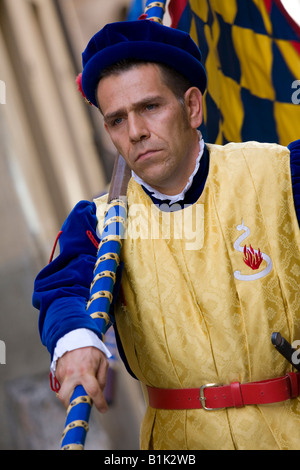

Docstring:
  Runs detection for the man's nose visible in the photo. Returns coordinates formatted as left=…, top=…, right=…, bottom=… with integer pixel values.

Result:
left=128, top=113, right=150, bottom=142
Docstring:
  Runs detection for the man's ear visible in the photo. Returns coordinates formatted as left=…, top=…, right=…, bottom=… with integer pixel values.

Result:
left=184, top=87, right=203, bottom=129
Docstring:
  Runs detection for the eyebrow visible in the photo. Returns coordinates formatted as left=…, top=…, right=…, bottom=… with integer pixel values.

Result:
left=103, top=95, right=165, bottom=123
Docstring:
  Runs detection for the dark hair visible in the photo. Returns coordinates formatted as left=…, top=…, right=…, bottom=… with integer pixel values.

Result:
left=98, top=59, right=193, bottom=101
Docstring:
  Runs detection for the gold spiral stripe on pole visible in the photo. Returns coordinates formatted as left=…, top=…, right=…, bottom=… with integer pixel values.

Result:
left=104, top=199, right=127, bottom=216
left=90, top=311, right=111, bottom=324
left=66, top=396, right=93, bottom=415
left=61, top=444, right=84, bottom=451
left=61, top=420, right=89, bottom=442
left=99, top=234, right=122, bottom=248
left=148, top=16, right=163, bottom=23
left=94, top=252, right=120, bottom=271
left=86, top=290, right=113, bottom=310
left=103, top=216, right=126, bottom=230
left=90, top=271, right=116, bottom=290
left=145, top=2, right=166, bottom=12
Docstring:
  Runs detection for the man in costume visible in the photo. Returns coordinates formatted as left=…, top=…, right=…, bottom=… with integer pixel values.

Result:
left=33, top=19, right=300, bottom=449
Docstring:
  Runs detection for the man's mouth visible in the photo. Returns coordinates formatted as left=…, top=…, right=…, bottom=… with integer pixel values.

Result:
left=135, top=149, right=161, bottom=162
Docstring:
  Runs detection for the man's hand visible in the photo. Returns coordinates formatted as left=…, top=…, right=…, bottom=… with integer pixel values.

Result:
left=55, top=346, right=109, bottom=413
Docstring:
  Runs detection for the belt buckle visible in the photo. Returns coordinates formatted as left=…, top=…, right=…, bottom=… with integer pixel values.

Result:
left=199, top=383, right=224, bottom=411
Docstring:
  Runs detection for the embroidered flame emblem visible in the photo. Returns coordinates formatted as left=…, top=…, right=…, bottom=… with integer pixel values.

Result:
left=243, top=244, right=263, bottom=270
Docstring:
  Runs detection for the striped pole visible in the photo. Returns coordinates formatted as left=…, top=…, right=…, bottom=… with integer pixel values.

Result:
left=60, top=2, right=168, bottom=450
left=60, top=156, right=130, bottom=450
left=143, top=1, right=167, bottom=23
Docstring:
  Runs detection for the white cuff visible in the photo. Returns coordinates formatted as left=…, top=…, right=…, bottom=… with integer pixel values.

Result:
left=50, top=328, right=112, bottom=375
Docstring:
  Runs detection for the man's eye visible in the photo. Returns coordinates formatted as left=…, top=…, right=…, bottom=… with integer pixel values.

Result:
left=146, top=104, right=157, bottom=111
left=113, top=117, right=123, bottom=126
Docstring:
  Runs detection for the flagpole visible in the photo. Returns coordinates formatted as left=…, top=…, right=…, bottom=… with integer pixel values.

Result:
left=142, top=1, right=168, bottom=23
left=60, top=155, right=130, bottom=451
left=60, top=2, right=168, bottom=451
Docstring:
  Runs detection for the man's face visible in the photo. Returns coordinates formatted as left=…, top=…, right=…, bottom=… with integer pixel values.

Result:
left=97, top=64, right=202, bottom=195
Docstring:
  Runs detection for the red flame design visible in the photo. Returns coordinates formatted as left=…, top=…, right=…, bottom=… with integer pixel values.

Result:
left=243, top=245, right=263, bottom=270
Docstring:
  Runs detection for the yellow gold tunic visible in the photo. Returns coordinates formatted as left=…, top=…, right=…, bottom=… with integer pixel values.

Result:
left=95, top=142, right=300, bottom=450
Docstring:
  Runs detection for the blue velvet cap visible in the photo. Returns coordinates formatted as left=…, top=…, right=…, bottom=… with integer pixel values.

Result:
left=81, top=20, right=207, bottom=107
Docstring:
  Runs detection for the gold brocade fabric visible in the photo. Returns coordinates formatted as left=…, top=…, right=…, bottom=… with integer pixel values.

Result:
left=95, top=142, right=300, bottom=450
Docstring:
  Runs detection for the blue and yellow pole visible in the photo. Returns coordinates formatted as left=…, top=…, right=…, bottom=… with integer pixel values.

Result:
left=142, top=1, right=167, bottom=23
left=60, top=155, right=130, bottom=450
left=60, top=0, right=168, bottom=451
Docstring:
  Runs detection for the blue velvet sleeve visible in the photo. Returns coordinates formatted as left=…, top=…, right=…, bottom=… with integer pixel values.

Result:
left=289, top=139, right=300, bottom=226
left=32, top=200, right=102, bottom=358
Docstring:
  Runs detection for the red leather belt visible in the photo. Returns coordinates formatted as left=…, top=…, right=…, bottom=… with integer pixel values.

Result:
left=146, top=372, right=300, bottom=410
